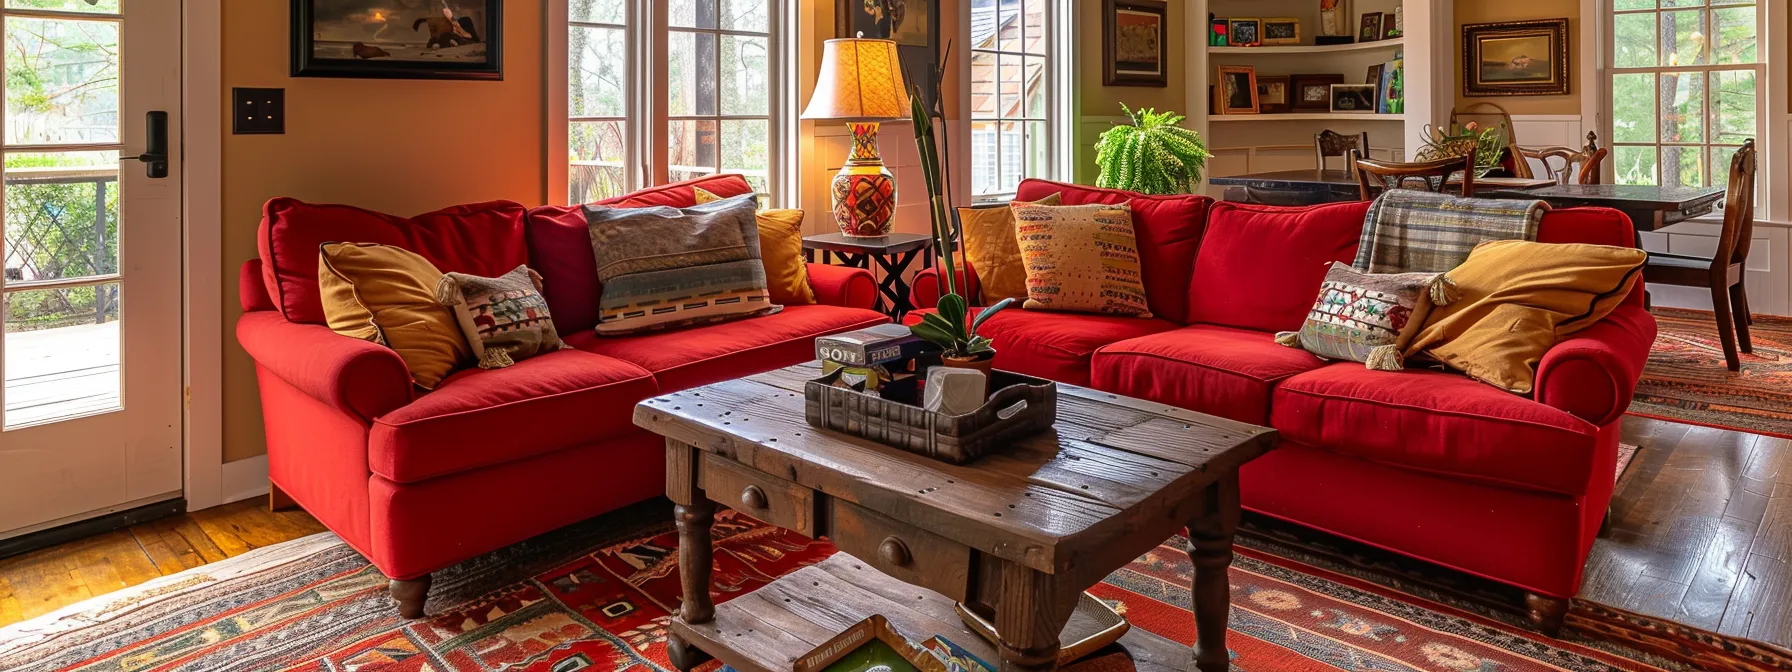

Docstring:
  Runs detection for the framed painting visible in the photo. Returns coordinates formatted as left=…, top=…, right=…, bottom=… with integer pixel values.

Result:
left=838, top=0, right=942, bottom=114
left=1463, top=19, right=1570, bottom=96
left=1291, top=73, right=1343, bottom=111
left=1262, top=18, right=1301, bottom=46
left=291, top=0, right=502, bottom=80
left=1227, top=18, right=1262, bottom=47
left=1217, top=65, right=1259, bottom=115
left=1357, top=12, right=1382, bottom=43
left=1257, top=75, right=1291, bottom=114
left=1104, top=0, right=1169, bottom=86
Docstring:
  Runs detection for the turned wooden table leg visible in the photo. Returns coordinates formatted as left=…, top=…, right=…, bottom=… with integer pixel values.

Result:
left=1186, top=473, right=1241, bottom=672
left=389, top=574, right=432, bottom=619
left=983, top=559, right=1075, bottom=672
left=666, top=438, right=718, bottom=672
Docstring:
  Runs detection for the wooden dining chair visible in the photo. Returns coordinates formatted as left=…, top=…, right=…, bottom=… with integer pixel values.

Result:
left=1520, top=131, right=1609, bottom=185
left=1451, top=103, right=1531, bottom=179
left=1352, top=150, right=1477, bottom=201
left=1644, top=139, right=1757, bottom=371
left=1314, top=130, right=1371, bottom=171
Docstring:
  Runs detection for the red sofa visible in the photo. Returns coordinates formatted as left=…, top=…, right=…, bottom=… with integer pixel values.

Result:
left=236, top=174, right=886, bottom=616
left=912, top=179, right=1655, bottom=632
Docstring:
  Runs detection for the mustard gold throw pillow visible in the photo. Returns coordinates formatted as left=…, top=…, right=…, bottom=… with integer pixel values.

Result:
left=756, top=208, right=816, bottom=305
left=317, top=242, right=470, bottom=389
left=959, top=193, right=1062, bottom=303
left=693, top=186, right=724, bottom=204
left=1014, top=202, right=1153, bottom=317
left=1406, top=240, right=1647, bottom=394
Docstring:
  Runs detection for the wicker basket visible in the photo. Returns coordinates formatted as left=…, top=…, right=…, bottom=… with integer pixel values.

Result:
left=804, top=368, right=1057, bottom=464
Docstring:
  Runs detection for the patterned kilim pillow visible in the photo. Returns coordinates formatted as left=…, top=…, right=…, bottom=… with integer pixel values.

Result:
left=1013, top=202, right=1152, bottom=317
left=585, top=194, right=779, bottom=335
left=1276, top=262, right=1441, bottom=371
left=437, top=265, right=568, bottom=369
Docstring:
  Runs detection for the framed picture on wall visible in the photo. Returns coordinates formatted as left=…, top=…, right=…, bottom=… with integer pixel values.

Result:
left=1463, top=19, right=1571, bottom=97
left=291, top=0, right=503, bottom=80
left=1104, top=0, right=1169, bottom=86
left=839, top=0, right=942, bottom=114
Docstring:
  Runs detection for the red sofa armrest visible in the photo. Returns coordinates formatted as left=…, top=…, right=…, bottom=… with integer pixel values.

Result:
left=236, top=310, right=415, bottom=424
left=912, top=266, right=982, bottom=310
left=806, top=263, right=878, bottom=310
left=1535, top=304, right=1656, bottom=427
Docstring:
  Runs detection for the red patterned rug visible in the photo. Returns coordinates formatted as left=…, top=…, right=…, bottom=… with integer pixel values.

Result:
left=2, top=502, right=1749, bottom=672
left=1631, top=308, right=1792, bottom=439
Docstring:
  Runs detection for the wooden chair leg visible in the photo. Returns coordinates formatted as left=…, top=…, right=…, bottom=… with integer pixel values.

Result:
left=269, top=482, right=299, bottom=512
left=1731, top=283, right=1754, bottom=353
left=390, top=574, right=432, bottom=619
left=1711, top=284, right=1742, bottom=371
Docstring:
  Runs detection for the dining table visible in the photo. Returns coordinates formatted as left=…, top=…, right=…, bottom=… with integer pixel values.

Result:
left=1208, top=169, right=1728, bottom=234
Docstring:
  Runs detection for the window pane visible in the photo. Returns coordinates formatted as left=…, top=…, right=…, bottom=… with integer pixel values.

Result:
left=1022, top=0, right=1048, bottom=55
left=719, top=0, right=769, bottom=32
left=1660, top=10, right=1705, bottom=67
left=1023, top=56, right=1047, bottom=118
left=1613, top=13, right=1658, bottom=68
left=668, top=31, right=718, bottom=116
left=668, top=119, right=719, bottom=179
left=1025, top=121, right=1049, bottom=182
left=571, top=26, right=627, bottom=117
left=1712, top=70, right=1756, bottom=145
left=999, top=0, right=1020, bottom=52
left=4, top=151, right=119, bottom=283
left=1712, top=6, right=1757, bottom=64
left=971, top=122, right=998, bottom=195
left=720, top=35, right=769, bottom=116
left=1613, top=73, right=1657, bottom=143
left=5, top=282, right=121, bottom=428
left=1711, top=145, right=1741, bottom=190
left=570, top=121, right=627, bottom=203
left=1614, top=146, right=1658, bottom=185
left=1661, top=72, right=1703, bottom=144
left=1614, top=0, right=1655, bottom=9
left=4, top=0, right=118, bottom=13
left=720, top=119, right=768, bottom=192
left=571, top=0, right=627, bottom=24
left=1661, top=145, right=1704, bottom=188
left=5, top=17, right=119, bottom=146
left=971, top=0, right=998, bottom=49
left=970, top=51, right=998, bottom=117
left=999, top=121, right=1022, bottom=193
left=669, top=0, right=718, bottom=29
left=998, top=54, right=1021, bottom=119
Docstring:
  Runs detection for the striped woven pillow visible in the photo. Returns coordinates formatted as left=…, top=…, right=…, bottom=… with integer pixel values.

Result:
left=585, top=195, right=780, bottom=335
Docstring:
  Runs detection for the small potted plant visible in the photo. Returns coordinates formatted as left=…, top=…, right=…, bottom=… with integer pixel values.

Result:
left=1095, top=105, right=1210, bottom=195
left=1416, top=121, right=1506, bottom=177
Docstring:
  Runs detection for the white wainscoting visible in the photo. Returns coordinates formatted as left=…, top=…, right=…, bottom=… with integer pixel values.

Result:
left=220, top=454, right=269, bottom=505
left=1508, top=115, right=1588, bottom=179
left=1639, top=222, right=1791, bottom=317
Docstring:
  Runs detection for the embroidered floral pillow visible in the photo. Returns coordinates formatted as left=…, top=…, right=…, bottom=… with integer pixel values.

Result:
left=436, top=265, right=568, bottom=369
left=1276, top=262, right=1442, bottom=371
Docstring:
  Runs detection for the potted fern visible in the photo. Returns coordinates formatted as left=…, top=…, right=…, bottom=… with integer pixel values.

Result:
left=1095, top=105, right=1210, bottom=195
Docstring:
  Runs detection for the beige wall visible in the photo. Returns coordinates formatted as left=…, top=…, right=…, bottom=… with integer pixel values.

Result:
left=1075, top=0, right=1186, bottom=183
left=1453, top=0, right=1581, bottom=116
left=221, top=2, right=547, bottom=462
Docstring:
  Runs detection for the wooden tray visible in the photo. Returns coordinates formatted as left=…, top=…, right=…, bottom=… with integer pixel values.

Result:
left=804, top=368, right=1057, bottom=464
left=954, top=593, right=1131, bottom=666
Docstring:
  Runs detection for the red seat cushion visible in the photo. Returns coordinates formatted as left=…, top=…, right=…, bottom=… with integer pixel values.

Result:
left=1270, top=363, right=1601, bottom=495
left=1015, top=179, right=1211, bottom=324
left=369, top=349, right=657, bottom=484
left=1092, top=325, right=1328, bottom=425
left=258, top=198, right=529, bottom=324
left=907, top=308, right=1177, bottom=386
left=1187, top=200, right=1370, bottom=333
left=566, top=305, right=888, bottom=393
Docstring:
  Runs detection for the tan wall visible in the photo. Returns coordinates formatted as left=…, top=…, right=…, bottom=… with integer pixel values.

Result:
left=221, top=2, right=547, bottom=463
left=1075, top=0, right=1187, bottom=183
left=1453, top=0, right=1581, bottom=116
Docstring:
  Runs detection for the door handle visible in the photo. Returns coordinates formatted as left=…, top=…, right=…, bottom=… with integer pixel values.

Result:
left=126, top=111, right=169, bottom=178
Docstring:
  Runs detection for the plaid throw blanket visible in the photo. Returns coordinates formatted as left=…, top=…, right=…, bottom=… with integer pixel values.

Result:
left=1353, top=190, right=1550, bottom=273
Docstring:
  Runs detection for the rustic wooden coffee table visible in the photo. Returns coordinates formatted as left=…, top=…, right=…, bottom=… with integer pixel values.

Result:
left=632, top=363, right=1278, bottom=672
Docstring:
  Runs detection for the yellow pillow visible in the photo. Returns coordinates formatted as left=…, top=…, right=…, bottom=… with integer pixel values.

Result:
left=1013, top=202, right=1152, bottom=317
left=318, top=243, right=470, bottom=390
left=1405, top=240, right=1646, bottom=394
left=959, top=193, right=1062, bottom=303
left=756, top=208, right=817, bottom=305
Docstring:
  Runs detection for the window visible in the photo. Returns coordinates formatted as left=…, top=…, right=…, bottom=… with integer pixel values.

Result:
left=1608, top=0, right=1759, bottom=189
left=969, top=0, right=1064, bottom=200
left=564, top=0, right=786, bottom=204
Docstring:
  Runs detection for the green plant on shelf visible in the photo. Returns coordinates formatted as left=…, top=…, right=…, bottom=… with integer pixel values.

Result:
left=1095, top=105, right=1210, bottom=195
left=1416, top=121, right=1506, bottom=177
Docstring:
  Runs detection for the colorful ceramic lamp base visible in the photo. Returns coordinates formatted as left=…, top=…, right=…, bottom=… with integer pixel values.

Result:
left=831, top=122, right=897, bottom=238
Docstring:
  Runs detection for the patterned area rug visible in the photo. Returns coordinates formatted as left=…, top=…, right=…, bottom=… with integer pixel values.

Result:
left=0, top=502, right=1714, bottom=672
left=1631, top=308, right=1792, bottom=439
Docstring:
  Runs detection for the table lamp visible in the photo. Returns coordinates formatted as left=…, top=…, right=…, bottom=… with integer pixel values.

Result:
left=802, top=38, right=911, bottom=238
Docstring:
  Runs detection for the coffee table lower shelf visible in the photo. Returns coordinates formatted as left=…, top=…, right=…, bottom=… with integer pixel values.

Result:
left=672, top=553, right=1154, bottom=672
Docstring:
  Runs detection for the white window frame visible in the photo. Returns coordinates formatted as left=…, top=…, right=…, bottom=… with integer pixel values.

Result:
left=969, top=0, right=1075, bottom=203
left=550, top=0, right=795, bottom=207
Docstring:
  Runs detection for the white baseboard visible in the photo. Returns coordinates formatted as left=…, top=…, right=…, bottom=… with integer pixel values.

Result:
left=219, top=455, right=270, bottom=506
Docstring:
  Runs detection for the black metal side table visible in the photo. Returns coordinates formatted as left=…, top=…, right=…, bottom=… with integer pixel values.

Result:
left=802, top=232, right=934, bottom=320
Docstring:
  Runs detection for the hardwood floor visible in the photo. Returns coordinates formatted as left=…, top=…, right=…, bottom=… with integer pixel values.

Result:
left=0, top=417, right=1787, bottom=651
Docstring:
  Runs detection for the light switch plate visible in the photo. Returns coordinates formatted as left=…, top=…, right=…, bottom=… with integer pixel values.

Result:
left=233, top=88, right=285, bottom=135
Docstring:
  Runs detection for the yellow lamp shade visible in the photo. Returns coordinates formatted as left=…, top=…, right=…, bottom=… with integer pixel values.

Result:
left=801, top=38, right=912, bottom=121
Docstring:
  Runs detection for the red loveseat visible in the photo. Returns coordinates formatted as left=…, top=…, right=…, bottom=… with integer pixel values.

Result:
left=236, top=174, right=886, bottom=616
left=911, top=179, right=1655, bottom=632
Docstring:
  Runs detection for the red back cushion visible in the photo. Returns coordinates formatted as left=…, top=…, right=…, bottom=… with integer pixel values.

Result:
left=257, top=198, right=528, bottom=324
left=1187, top=200, right=1371, bottom=333
left=1536, top=207, right=1636, bottom=247
left=1015, top=179, right=1211, bottom=324
left=526, top=174, right=758, bottom=335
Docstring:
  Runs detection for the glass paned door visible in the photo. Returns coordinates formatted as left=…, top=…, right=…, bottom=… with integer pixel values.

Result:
left=0, top=1, right=183, bottom=539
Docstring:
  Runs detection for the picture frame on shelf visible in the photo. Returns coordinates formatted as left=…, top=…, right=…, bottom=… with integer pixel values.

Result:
left=1379, top=61, right=1404, bottom=113
left=1330, top=84, right=1379, bottom=113
left=1358, top=13, right=1383, bottom=43
left=1227, top=18, right=1262, bottom=47
left=1210, top=14, right=1229, bottom=47
left=1262, top=18, right=1301, bottom=46
left=1218, top=65, right=1260, bottom=114
left=1364, top=63, right=1385, bottom=109
left=1380, top=12, right=1398, bottom=40
left=1257, top=75, right=1291, bottom=114
left=1291, top=73, right=1344, bottom=111
left=1463, top=18, right=1571, bottom=97
left=1103, top=0, right=1169, bottom=87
